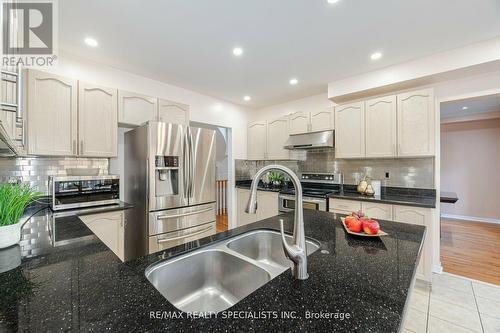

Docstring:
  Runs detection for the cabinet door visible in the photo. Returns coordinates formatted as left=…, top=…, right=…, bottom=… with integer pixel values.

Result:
left=362, top=202, right=393, bottom=220
left=78, top=82, right=118, bottom=157
left=393, top=206, right=431, bottom=281
left=334, top=102, right=365, bottom=158
left=310, top=107, right=334, bottom=132
left=329, top=198, right=362, bottom=214
left=267, top=116, right=290, bottom=160
left=157, top=98, right=189, bottom=125
left=80, top=211, right=125, bottom=261
left=0, top=69, right=18, bottom=141
left=365, top=95, right=397, bottom=157
left=397, top=89, right=435, bottom=156
left=26, top=70, right=77, bottom=156
left=247, top=121, right=267, bottom=160
left=289, top=112, right=310, bottom=135
left=237, top=189, right=257, bottom=226
left=256, top=191, right=279, bottom=220
left=117, top=90, right=157, bottom=127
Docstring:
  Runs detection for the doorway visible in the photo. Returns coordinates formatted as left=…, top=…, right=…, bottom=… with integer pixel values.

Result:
left=191, top=122, right=230, bottom=233
left=439, top=93, right=500, bottom=285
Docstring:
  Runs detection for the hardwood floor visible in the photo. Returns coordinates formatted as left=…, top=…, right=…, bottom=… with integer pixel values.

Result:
left=441, top=218, right=500, bottom=285
left=216, top=214, right=228, bottom=232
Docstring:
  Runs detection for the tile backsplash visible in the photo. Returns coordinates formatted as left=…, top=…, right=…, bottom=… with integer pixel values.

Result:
left=0, top=157, right=109, bottom=193
left=236, top=149, right=434, bottom=189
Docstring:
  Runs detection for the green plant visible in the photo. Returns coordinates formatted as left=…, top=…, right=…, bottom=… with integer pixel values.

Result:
left=268, top=171, right=285, bottom=183
left=0, top=183, right=41, bottom=227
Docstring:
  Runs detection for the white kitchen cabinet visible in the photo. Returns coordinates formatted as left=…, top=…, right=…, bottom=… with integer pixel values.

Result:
left=256, top=191, right=279, bottom=221
left=78, top=82, right=118, bottom=157
left=117, top=90, right=157, bottom=127
left=329, top=198, right=362, bottom=214
left=362, top=202, right=393, bottom=220
left=289, top=112, right=310, bottom=135
left=393, top=205, right=432, bottom=282
left=26, top=69, right=78, bottom=156
left=247, top=121, right=267, bottom=160
left=237, top=189, right=279, bottom=227
left=0, top=70, right=17, bottom=141
left=236, top=188, right=256, bottom=226
left=365, top=95, right=397, bottom=157
left=157, top=98, right=189, bottom=125
left=80, top=211, right=125, bottom=261
left=334, top=102, right=365, bottom=158
left=397, top=88, right=435, bottom=156
left=266, top=116, right=290, bottom=160
left=310, top=107, right=335, bottom=132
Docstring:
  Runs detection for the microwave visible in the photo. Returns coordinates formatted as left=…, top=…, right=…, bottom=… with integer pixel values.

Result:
left=49, top=175, right=120, bottom=211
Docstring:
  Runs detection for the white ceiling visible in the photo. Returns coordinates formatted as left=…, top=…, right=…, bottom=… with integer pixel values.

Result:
left=59, top=0, right=500, bottom=108
left=441, top=94, right=500, bottom=119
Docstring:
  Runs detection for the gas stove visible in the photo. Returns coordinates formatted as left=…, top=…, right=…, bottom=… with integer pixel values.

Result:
left=279, top=173, right=342, bottom=212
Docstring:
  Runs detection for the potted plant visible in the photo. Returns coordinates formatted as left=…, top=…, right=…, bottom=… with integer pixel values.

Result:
left=0, top=183, right=41, bottom=249
left=267, top=171, right=285, bottom=187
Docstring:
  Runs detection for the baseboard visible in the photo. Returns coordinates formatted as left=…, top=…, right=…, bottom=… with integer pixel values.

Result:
left=441, top=213, right=500, bottom=225
left=432, top=264, right=443, bottom=274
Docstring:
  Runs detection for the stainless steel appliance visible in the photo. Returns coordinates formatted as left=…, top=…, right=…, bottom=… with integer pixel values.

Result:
left=278, top=172, right=342, bottom=213
left=49, top=175, right=120, bottom=211
left=284, top=130, right=334, bottom=150
left=124, top=121, right=216, bottom=254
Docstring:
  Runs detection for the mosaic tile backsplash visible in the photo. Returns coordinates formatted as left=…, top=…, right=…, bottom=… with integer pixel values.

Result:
left=0, top=157, right=109, bottom=193
left=236, top=149, right=434, bottom=189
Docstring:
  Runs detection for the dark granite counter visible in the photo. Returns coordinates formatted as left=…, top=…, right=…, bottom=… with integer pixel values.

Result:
left=328, top=189, right=437, bottom=209
left=235, top=179, right=290, bottom=193
left=440, top=191, right=458, bottom=204
left=0, top=206, right=424, bottom=332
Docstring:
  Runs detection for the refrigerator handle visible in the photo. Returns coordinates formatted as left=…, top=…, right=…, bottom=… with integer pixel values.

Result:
left=182, top=130, right=188, bottom=199
left=189, top=127, right=195, bottom=198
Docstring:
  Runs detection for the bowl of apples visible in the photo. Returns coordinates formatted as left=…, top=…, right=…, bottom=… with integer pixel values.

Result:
left=341, top=211, right=388, bottom=237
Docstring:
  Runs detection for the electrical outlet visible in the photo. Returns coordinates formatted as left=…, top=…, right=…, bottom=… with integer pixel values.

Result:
left=385, top=172, right=390, bottom=179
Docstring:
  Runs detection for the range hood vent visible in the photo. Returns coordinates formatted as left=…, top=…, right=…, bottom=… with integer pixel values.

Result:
left=284, top=130, right=334, bottom=150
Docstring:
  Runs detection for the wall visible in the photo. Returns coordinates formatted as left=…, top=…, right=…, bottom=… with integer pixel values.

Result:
left=0, top=157, right=108, bottom=193
left=251, top=93, right=334, bottom=121
left=441, top=118, right=500, bottom=221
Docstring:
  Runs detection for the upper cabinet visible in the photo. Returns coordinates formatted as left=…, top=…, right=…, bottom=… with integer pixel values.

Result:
left=310, top=107, right=335, bottom=132
left=158, top=99, right=190, bottom=126
left=78, top=82, right=118, bottom=157
left=267, top=116, right=290, bottom=160
left=26, top=70, right=78, bottom=156
left=247, top=121, right=267, bottom=160
left=365, top=95, right=397, bottom=158
left=117, top=90, right=157, bottom=127
left=289, top=112, right=310, bottom=135
left=397, top=89, right=435, bottom=157
left=335, top=102, right=365, bottom=158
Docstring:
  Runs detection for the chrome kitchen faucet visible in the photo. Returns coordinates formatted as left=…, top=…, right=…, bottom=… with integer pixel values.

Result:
left=246, top=165, right=309, bottom=280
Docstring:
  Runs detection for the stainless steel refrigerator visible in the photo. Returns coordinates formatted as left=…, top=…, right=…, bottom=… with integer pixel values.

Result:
left=124, top=121, right=216, bottom=254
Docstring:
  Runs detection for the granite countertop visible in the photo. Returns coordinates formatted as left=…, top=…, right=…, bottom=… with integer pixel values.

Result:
left=440, top=191, right=458, bottom=204
left=235, top=179, right=291, bottom=192
left=0, top=207, right=425, bottom=332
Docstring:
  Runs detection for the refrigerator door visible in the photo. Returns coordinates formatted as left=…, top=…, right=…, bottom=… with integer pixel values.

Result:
left=148, top=122, right=188, bottom=211
left=187, top=126, right=216, bottom=206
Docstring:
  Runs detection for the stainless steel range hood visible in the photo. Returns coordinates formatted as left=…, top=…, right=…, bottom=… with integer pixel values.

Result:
left=284, top=130, right=334, bottom=150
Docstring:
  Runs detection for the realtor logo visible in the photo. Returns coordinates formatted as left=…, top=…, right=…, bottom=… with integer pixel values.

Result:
left=2, top=0, right=58, bottom=67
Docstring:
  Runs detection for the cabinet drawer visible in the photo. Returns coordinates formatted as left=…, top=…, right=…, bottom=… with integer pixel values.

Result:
left=329, top=199, right=362, bottom=213
left=361, top=202, right=393, bottom=220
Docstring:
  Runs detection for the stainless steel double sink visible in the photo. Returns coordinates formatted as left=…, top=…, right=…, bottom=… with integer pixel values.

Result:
left=145, top=229, right=320, bottom=313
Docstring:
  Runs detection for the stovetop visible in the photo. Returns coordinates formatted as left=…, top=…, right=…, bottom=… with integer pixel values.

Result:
left=283, top=172, right=342, bottom=198
left=281, top=187, right=340, bottom=198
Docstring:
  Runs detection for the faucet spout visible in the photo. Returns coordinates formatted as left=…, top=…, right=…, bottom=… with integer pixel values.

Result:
left=245, top=164, right=308, bottom=280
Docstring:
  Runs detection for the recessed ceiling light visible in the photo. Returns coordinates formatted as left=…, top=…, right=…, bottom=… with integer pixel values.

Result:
left=84, top=37, right=98, bottom=47
left=370, top=52, right=382, bottom=60
left=233, top=47, right=243, bottom=56
left=243, top=95, right=251, bottom=101
left=462, top=106, right=468, bottom=110
left=327, top=0, right=339, bottom=4
left=289, top=78, right=299, bottom=85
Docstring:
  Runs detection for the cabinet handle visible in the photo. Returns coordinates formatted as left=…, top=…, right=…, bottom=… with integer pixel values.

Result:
left=73, top=140, right=76, bottom=154
left=80, top=141, right=84, bottom=155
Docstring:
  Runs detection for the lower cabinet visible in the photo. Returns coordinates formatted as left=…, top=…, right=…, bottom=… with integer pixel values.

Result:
left=236, top=188, right=279, bottom=227
left=79, top=211, right=125, bottom=261
left=329, top=198, right=432, bottom=282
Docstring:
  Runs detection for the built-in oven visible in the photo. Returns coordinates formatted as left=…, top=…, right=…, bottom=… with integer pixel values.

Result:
left=49, top=175, right=120, bottom=211
left=279, top=194, right=327, bottom=213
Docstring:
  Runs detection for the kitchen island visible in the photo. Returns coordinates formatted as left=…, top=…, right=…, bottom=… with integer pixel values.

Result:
left=0, top=208, right=425, bottom=332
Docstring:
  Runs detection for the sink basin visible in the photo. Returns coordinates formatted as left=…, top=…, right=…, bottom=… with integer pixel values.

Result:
left=145, top=249, right=271, bottom=313
left=226, top=230, right=320, bottom=269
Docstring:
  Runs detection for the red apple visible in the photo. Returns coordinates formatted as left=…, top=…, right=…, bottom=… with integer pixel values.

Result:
left=362, top=219, right=380, bottom=235
left=348, top=218, right=363, bottom=233
left=345, top=216, right=358, bottom=229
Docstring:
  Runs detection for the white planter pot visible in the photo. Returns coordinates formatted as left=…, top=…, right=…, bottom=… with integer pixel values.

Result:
left=0, top=222, right=22, bottom=249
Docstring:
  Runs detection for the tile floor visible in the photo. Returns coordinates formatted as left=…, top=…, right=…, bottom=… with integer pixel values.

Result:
left=404, top=273, right=500, bottom=333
